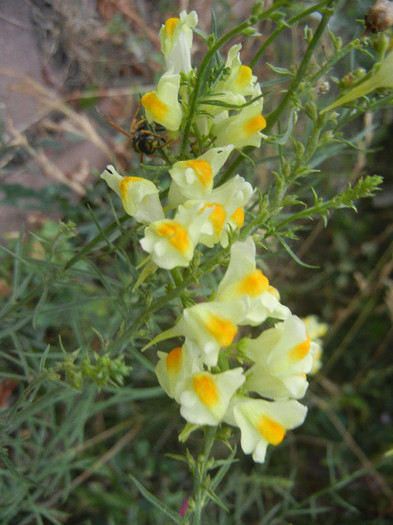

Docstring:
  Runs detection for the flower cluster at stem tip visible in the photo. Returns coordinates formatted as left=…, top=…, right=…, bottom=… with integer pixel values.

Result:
left=100, top=11, right=326, bottom=463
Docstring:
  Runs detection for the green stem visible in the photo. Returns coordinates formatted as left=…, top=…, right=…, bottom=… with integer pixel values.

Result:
left=110, top=200, right=269, bottom=354
left=250, top=0, right=334, bottom=69
left=64, top=214, right=130, bottom=270
left=218, top=1, right=336, bottom=187
left=181, top=21, right=251, bottom=156
left=290, top=113, right=328, bottom=178
left=181, top=0, right=290, bottom=156
left=170, top=267, right=188, bottom=308
left=110, top=245, right=230, bottom=352
left=192, top=426, right=217, bottom=525
left=265, top=3, right=334, bottom=132
left=273, top=200, right=329, bottom=231
left=309, top=38, right=361, bottom=86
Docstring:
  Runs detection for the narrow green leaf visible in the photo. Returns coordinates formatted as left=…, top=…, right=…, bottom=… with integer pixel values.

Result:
left=277, top=235, right=319, bottom=269
left=129, top=475, right=182, bottom=524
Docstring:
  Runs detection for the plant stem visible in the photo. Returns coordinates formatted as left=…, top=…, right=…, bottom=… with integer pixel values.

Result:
left=110, top=245, right=230, bottom=352
left=192, top=426, right=217, bottom=525
left=171, top=267, right=188, bottom=308
left=266, top=3, right=335, bottom=131
left=219, top=1, right=336, bottom=188
left=181, top=0, right=290, bottom=156
left=250, top=0, right=334, bottom=69
left=181, top=21, right=251, bottom=156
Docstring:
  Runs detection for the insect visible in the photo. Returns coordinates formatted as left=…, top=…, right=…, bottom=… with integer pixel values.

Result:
left=97, top=102, right=167, bottom=158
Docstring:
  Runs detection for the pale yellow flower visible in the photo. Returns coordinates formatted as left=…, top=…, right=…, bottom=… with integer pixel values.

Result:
left=243, top=315, right=314, bottom=400
left=100, top=165, right=164, bottom=223
left=160, top=11, right=198, bottom=74
left=168, top=145, right=234, bottom=208
left=176, top=300, right=249, bottom=367
left=174, top=175, right=253, bottom=249
left=225, top=398, right=307, bottom=463
left=213, top=85, right=266, bottom=149
left=155, top=340, right=202, bottom=402
left=216, top=238, right=290, bottom=324
left=141, top=71, right=182, bottom=131
left=180, top=368, right=245, bottom=425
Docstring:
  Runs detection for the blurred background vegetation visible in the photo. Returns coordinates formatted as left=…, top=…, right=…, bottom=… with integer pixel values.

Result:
left=0, top=0, right=392, bottom=523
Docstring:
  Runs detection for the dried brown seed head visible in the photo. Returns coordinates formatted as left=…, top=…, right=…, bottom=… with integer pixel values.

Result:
left=366, top=0, right=393, bottom=33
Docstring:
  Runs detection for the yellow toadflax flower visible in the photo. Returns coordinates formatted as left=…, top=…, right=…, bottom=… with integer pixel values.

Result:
left=140, top=220, right=192, bottom=269
left=100, top=165, right=164, bottom=223
left=243, top=315, right=314, bottom=401
left=159, top=10, right=198, bottom=74
left=174, top=175, right=253, bottom=249
left=216, top=237, right=290, bottom=324
left=141, top=71, right=183, bottom=131
left=176, top=300, right=249, bottom=367
left=140, top=205, right=212, bottom=269
left=155, top=340, right=202, bottom=403
left=213, top=84, right=266, bottom=149
left=179, top=368, right=245, bottom=426
left=215, top=44, right=257, bottom=98
left=225, top=398, right=307, bottom=463
left=168, top=145, right=234, bottom=208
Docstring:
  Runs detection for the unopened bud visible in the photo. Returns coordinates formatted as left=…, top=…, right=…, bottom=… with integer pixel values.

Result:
left=339, top=68, right=366, bottom=90
left=241, top=26, right=262, bottom=37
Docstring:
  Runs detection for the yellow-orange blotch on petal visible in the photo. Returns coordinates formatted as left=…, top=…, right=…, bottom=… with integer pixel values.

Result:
left=289, top=335, right=311, bottom=362
left=236, top=65, right=252, bottom=89
left=164, top=17, right=179, bottom=36
left=244, top=114, right=266, bottom=137
left=206, top=314, right=237, bottom=347
left=119, top=176, right=143, bottom=200
left=193, top=374, right=219, bottom=408
left=156, top=222, right=191, bottom=254
left=230, top=207, right=244, bottom=228
left=185, top=160, right=212, bottom=187
left=141, top=92, right=169, bottom=122
left=237, top=270, right=269, bottom=297
left=166, top=346, right=182, bottom=375
left=202, top=203, right=226, bottom=235
left=257, top=415, right=286, bottom=445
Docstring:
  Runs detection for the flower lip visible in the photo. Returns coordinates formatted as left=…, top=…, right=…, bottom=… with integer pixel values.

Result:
left=193, top=373, right=220, bottom=408
left=156, top=222, right=191, bottom=255
left=141, top=92, right=169, bottom=122
left=257, top=414, right=286, bottom=445
left=164, top=17, right=180, bottom=37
